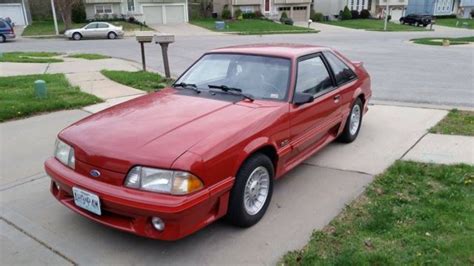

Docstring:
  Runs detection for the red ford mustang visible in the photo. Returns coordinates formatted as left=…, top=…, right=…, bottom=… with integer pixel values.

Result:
left=45, top=44, right=371, bottom=240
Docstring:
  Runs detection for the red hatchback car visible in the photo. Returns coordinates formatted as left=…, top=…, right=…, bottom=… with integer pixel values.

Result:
left=45, top=44, right=371, bottom=240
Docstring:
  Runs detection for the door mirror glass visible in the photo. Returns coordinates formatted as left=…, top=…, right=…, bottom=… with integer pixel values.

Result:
left=293, top=92, right=314, bottom=106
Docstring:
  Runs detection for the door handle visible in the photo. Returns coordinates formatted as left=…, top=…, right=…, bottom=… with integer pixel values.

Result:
left=333, top=95, right=341, bottom=103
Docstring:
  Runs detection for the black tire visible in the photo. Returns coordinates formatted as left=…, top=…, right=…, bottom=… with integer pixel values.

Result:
left=0, top=35, right=5, bottom=43
left=337, top=98, right=363, bottom=143
left=108, top=32, right=117, bottom=39
left=226, top=153, right=274, bottom=227
left=72, top=32, right=82, bottom=41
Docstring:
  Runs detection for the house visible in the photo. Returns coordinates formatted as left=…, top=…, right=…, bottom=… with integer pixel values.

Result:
left=458, top=0, right=474, bottom=18
left=368, top=0, right=409, bottom=21
left=406, top=0, right=459, bottom=17
left=213, top=0, right=312, bottom=21
left=83, top=0, right=189, bottom=24
left=312, top=0, right=368, bottom=18
left=0, top=0, right=32, bottom=25
left=312, top=0, right=408, bottom=21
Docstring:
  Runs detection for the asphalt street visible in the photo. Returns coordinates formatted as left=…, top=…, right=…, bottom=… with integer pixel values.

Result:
left=1, top=23, right=473, bottom=107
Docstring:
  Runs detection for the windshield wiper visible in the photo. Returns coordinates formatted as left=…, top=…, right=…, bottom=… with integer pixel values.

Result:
left=208, top=84, right=254, bottom=102
left=173, top=82, right=201, bottom=93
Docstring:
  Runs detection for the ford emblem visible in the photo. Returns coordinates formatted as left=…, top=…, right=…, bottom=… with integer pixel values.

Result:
left=90, top=169, right=101, bottom=178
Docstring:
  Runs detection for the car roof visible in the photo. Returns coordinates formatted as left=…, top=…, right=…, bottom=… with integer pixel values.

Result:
left=209, top=43, right=332, bottom=59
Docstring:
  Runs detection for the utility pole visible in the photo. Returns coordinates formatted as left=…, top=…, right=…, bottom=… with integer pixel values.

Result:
left=50, top=0, right=59, bottom=35
left=383, top=0, right=390, bottom=31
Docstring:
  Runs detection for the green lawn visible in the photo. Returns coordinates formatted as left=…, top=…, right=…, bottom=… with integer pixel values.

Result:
left=411, top=36, right=474, bottom=46
left=67, top=53, right=111, bottom=60
left=190, top=19, right=317, bottom=34
left=22, top=20, right=153, bottom=36
left=430, top=109, right=474, bottom=136
left=282, top=161, right=474, bottom=265
left=0, top=52, right=63, bottom=63
left=101, top=70, right=168, bottom=92
left=322, top=19, right=428, bottom=31
left=0, top=74, right=102, bottom=122
left=435, top=18, right=473, bottom=29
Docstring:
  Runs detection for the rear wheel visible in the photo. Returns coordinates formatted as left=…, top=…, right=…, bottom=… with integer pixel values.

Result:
left=108, top=32, right=117, bottom=39
left=338, top=98, right=363, bottom=143
left=0, top=34, right=5, bottom=43
left=72, top=32, right=82, bottom=41
left=227, top=153, right=274, bottom=227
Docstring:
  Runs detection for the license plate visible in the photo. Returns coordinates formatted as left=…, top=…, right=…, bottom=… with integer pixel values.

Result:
left=72, top=187, right=101, bottom=215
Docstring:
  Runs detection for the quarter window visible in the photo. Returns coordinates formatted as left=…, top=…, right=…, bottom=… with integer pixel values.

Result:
left=323, top=52, right=357, bottom=86
left=295, top=56, right=333, bottom=95
left=95, top=5, right=113, bottom=14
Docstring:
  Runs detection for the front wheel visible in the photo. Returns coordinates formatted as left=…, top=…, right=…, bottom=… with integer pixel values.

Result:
left=0, top=35, right=6, bottom=43
left=72, top=33, right=82, bottom=41
left=227, top=153, right=274, bottom=227
left=338, top=98, right=363, bottom=143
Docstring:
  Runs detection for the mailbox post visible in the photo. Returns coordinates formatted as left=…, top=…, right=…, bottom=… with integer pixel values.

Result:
left=136, top=32, right=155, bottom=71
left=154, top=34, right=175, bottom=79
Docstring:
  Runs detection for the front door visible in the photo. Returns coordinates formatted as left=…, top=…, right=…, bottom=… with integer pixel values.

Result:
left=82, top=23, right=98, bottom=37
left=287, top=54, right=341, bottom=161
left=96, top=23, right=110, bottom=38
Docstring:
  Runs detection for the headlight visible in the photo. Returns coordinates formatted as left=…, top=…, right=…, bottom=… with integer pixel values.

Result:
left=54, top=139, right=75, bottom=169
left=124, top=166, right=203, bottom=195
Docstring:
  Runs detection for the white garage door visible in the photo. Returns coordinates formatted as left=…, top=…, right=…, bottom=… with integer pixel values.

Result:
left=142, top=5, right=185, bottom=24
left=165, top=5, right=185, bottom=24
left=390, top=9, right=403, bottom=23
left=0, top=4, right=26, bottom=25
left=143, top=6, right=163, bottom=24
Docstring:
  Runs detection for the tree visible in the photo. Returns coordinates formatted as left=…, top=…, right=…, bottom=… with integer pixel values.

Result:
left=55, top=0, right=81, bottom=30
left=341, top=6, right=352, bottom=20
left=72, top=1, right=86, bottom=23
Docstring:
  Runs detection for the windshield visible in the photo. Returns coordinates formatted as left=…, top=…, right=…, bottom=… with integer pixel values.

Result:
left=176, top=53, right=291, bottom=101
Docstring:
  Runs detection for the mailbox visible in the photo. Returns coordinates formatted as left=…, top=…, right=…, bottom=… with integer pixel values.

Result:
left=154, top=34, right=175, bottom=44
left=136, top=31, right=155, bottom=43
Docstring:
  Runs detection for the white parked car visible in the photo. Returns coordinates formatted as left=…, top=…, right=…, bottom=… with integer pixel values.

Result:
left=64, top=22, right=124, bottom=40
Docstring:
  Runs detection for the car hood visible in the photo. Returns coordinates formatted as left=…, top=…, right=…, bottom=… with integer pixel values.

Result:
left=59, top=90, right=273, bottom=173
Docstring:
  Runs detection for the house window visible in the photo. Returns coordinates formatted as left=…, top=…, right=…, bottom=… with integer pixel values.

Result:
left=95, top=5, right=113, bottom=14
left=264, top=0, right=270, bottom=12
left=293, top=6, right=307, bottom=10
left=127, top=0, right=135, bottom=12
left=278, top=7, right=291, bottom=11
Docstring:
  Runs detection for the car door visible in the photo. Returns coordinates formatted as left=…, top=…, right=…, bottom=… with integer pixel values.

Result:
left=96, top=23, right=110, bottom=38
left=82, top=23, right=98, bottom=38
left=287, top=53, right=341, bottom=161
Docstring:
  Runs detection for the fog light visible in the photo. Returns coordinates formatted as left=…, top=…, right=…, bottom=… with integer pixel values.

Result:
left=151, top=217, right=165, bottom=231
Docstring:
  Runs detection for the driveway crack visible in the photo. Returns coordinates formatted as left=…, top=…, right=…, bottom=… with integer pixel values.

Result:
left=0, top=216, right=77, bottom=265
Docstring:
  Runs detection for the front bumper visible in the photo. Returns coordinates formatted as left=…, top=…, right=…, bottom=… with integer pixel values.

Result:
left=45, top=158, right=234, bottom=240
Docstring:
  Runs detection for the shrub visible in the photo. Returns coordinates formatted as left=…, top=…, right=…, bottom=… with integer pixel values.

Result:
left=128, top=16, right=136, bottom=23
left=280, top=11, right=288, bottom=23
left=234, top=8, right=242, bottom=20
left=310, top=10, right=324, bottom=22
left=255, top=10, right=263, bottom=18
left=470, top=9, right=474, bottom=18
left=351, top=10, right=359, bottom=19
left=283, top=18, right=294, bottom=25
left=221, top=5, right=232, bottom=19
left=341, top=6, right=352, bottom=20
left=243, top=12, right=256, bottom=19
left=71, top=1, right=86, bottom=23
left=360, top=9, right=370, bottom=19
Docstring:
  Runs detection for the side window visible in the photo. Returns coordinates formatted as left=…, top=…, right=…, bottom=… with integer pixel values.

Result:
left=97, top=23, right=109, bottom=28
left=295, top=56, right=333, bottom=95
left=85, top=23, right=97, bottom=29
left=0, top=21, right=6, bottom=28
left=323, top=51, right=357, bottom=86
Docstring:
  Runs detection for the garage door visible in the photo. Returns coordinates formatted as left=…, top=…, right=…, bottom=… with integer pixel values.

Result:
left=390, top=9, right=403, bottom=23
left=143, top=6, right=163, bottom=24
left=165, top=5, right=185, bottom=24
left=0, top=4, right=26, bottom=25
left=291, top=6, right=307, bottom=21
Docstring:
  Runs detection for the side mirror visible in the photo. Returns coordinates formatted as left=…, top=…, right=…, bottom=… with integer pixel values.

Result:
left=293, top=92, right=314, bottom=106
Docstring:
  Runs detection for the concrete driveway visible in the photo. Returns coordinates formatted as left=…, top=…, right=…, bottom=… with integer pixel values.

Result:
left=0, top=105, right=447, bottom=265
